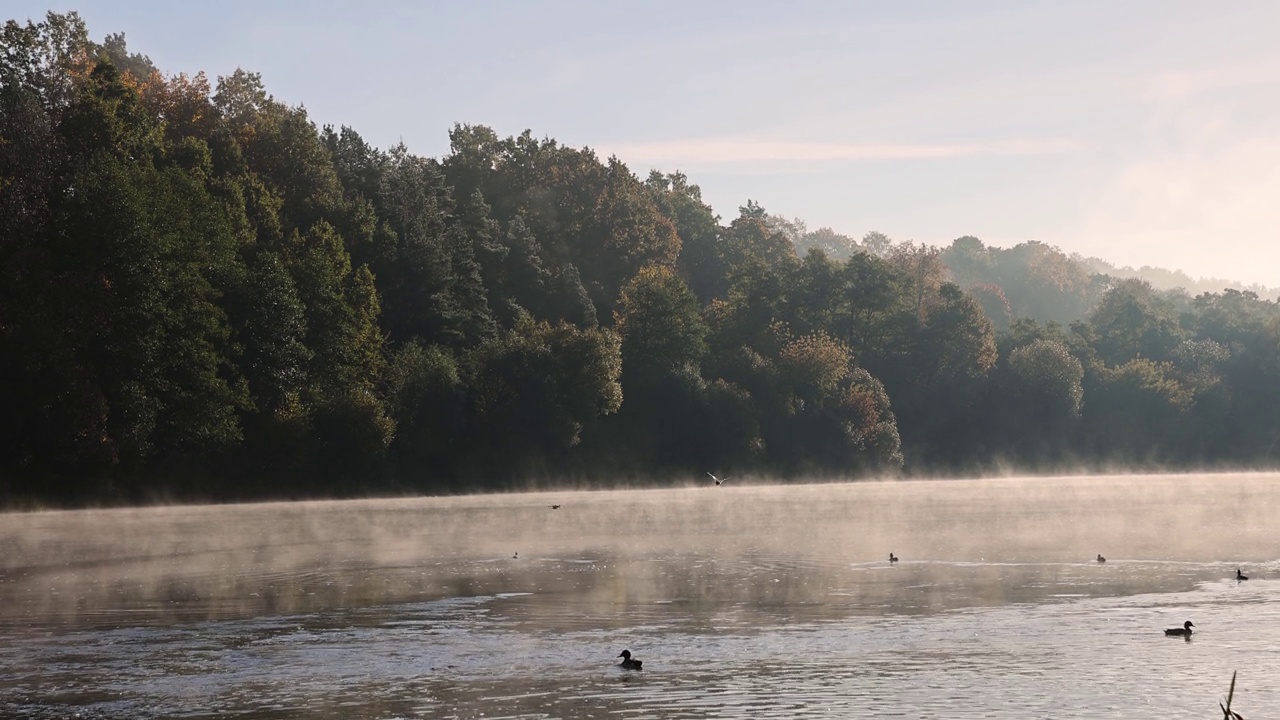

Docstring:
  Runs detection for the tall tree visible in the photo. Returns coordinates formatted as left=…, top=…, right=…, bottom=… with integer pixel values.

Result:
left=376, top=145, right=494, bottom=346
left=647, top=170, right=723, bottom=303
left=614, top=266, right=708, bottom=383
left=42, top=63, right=247, bottom=470
left=1089, top=278, right=1186, bottom=366
left=466, top=316, right=622, bottom=476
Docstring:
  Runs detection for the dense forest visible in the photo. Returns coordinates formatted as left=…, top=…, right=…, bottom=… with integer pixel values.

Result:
left=4, top=13, right=1280, bottom=504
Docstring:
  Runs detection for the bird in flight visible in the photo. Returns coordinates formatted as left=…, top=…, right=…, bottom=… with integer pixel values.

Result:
left=550, top=504, right=561, bottom=509
left=706, top=472, right=728, bottom=486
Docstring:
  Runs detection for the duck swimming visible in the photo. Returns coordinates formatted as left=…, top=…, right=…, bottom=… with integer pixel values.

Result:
left=1237, top=568, right=1249, bottom=581
left=1164, top=620, right=1195, bottom=637
left=1096, top=554, right=1106, bottom=563
left=617, top=649, right=643, bottom=670
left=889, top=553, right=898, bottom=564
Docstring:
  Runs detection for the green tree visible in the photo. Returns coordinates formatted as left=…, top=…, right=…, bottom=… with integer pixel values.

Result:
left=385, top=342, right=466, bottom=487
left=721, top=202, right=796, bottom=278
left=213, top=68, right=270, bottom=135
left=647, top=170, right=723, bottom=303
left=322, top=124, right=385, bottom=203
left=920, top=284, right=998, bottom=384
left=1089, top=278, right=1186, bottom=366
left=576, top=157, right=681, bottom=317
left=791, top=249, right=845, bottom=336
left=614, top=266, right=708, bottom=382
left=886, top=241, right=950, bottom=321
left=988, top=241, right=1100, bottom=324
left=1008, top=339, right=1084, bottom=419
left=545, top=261, right=598, bottom=328
left=50, top=141, right=246, bottom=467
left=466, top=316, right=623, bottom=476
left=287, top=221, right=370, bottom=396
left=1084, top=358, right=1193, bottom=462
left=832, top=251, right=913, bottom=364
left=764, top=332, right=903, bottom=474
left=940, top=236, right=991, bottom=288
left=376, top=145, right=495, bottom=345
left=0, top=11, right=93, bottom=112
left=860, top=231, right=892, bottom=257
left=231, top=250, right=311, bottom=415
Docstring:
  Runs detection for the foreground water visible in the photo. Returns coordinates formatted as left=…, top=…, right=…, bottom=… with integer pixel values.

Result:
left=1, top=473, right=1277, bottom=718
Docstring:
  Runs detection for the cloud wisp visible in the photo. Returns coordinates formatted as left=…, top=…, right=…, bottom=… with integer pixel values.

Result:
left=598, top=135, right=1084, bottom=170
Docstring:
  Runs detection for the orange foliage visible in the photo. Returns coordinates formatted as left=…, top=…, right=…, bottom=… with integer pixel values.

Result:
left=127, top=69, right=213, bottom=140
left=839, top=386, right=880, bottom=427
left=778, top=333, right=853, bottom=392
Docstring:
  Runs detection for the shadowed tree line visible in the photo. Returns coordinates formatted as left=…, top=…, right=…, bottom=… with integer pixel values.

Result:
left=2, top=13, right=1279, bottom=504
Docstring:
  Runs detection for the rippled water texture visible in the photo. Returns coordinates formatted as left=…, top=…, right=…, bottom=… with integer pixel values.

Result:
left=2, top=473, right=1278, bottom=718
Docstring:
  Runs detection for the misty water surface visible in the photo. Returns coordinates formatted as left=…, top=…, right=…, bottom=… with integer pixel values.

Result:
left=1, top=473, right=1278, bottom=718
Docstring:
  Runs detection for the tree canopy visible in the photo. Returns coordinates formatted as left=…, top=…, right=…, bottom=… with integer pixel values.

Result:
left=4, top=12, right=1279, bottom=504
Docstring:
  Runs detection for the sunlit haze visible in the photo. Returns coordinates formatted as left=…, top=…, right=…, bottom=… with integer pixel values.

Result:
left=5, top=476, right=1280, bottom=715
left=13, top=0, right=1280, bottom=287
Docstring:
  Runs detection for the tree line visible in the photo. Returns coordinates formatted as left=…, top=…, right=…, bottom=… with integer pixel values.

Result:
left=3, top=13, right=1279, bottom=504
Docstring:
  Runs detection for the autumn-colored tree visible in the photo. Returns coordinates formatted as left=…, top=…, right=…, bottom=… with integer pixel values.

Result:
left=576, top=158, right=680, bottom=316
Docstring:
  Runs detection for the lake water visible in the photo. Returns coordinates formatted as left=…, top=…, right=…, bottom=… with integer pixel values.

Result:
left=1, top=473, right=1278, bottom=719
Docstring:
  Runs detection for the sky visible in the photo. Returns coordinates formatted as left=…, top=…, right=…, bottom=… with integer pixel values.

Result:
left=11, top=1, right=1280, bottom=287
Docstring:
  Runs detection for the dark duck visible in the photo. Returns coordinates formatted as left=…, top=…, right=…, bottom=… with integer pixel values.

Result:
left=1237, top=568, right=1249, bottom=581
left=1096, top=554, right=1106, bottom=563
left=617, top=649, right=643, bottom=670
left=1164, top=620, right=1195, bottom=637
left=889, top=553, right=898, bottom=564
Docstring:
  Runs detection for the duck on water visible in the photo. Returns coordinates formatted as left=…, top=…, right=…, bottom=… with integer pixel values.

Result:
left=617, top=649, right=643, bottom=670
left=1164, top=620, right=1195, bottom=637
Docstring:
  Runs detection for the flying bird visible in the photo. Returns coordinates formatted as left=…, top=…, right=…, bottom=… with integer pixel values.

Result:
left=706, top=472, right=728, bottom=486
left=550, top=504, right=561, bottom=509
left=1237, top=568, right=1249, bottom=581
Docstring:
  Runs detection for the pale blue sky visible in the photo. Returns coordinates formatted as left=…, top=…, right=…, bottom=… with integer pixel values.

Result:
left=12, top=1, right=1280, bottom=286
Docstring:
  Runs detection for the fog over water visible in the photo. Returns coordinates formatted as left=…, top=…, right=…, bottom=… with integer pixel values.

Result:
left=2, top=473, right=1278, bottom=718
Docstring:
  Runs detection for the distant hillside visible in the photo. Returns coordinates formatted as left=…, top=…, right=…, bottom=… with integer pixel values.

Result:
left=768, top=213, right=1280, bottom=323
left=1075, top=256, right=1280, bottom=301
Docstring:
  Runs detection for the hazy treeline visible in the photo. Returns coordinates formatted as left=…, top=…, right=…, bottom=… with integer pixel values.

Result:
left=772, top=217, right=1280, bottom=303
left=3, top=13, right=1280, bottom=504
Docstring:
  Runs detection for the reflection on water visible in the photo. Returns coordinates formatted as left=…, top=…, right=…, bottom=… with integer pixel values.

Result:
left=1, top=473, right=1278, bottom=718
